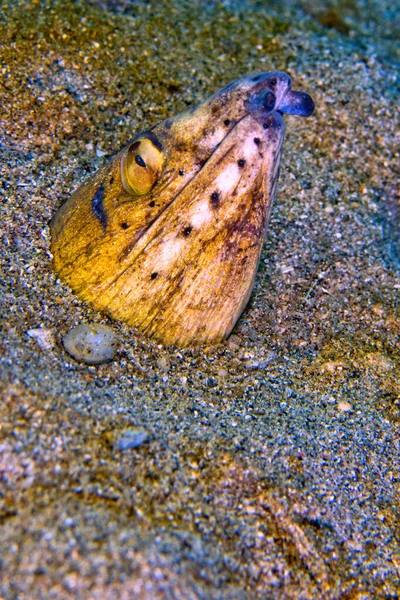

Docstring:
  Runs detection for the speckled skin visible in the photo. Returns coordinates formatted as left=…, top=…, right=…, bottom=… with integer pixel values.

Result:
left=51, top=72, right=314, bottom=346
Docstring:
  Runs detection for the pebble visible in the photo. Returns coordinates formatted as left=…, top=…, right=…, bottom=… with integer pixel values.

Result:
left=337, top=401, right=353, bottom=412
left=63, top=323, right=117, bottom=365
left=114, top=428, right=149, bottom=451
left=156, top=356, right=170, bottom=372
left=245, top=351, right=275, bottom=370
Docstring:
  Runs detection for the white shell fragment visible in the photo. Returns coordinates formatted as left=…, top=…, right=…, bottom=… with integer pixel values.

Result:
left=63, top=323, right=117, bottom=365
left=27, top=328, right=55, bottom=350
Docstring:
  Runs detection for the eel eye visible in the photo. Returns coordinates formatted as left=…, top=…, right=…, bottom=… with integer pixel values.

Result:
left=121, top=138, right=164, bottom=195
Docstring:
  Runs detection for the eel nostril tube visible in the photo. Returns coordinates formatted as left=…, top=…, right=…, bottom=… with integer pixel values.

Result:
left=279, top=90, right=315, bottom=117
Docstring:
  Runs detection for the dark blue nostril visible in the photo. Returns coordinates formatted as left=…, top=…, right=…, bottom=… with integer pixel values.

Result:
left=245, top=89, right=276, bottom=116
left=262, top=91, right=276, bottom=112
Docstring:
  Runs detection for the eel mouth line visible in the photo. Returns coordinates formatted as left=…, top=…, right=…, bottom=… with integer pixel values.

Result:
left=116, top=112, right=249, bottom=252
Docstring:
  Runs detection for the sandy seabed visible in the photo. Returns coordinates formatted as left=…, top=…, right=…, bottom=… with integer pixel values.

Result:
left=0, top=0, right=399, bottom=598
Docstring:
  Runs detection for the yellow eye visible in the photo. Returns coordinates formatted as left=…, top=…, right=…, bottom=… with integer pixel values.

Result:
left=121, top=137, right=164, bottom=195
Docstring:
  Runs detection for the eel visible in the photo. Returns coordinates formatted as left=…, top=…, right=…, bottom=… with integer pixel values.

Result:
left=50, top=71, right=314, bottom=347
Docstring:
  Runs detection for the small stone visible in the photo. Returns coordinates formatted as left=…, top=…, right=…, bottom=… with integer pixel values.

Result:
left=337, top=401, right=352, bottom=412
left=320, top=361, right=345, bottom=374
left=365, top=352, right=394, bottom=372
left=245, top=352, right=275, bottom=370
left=156, top=356, right=170, bottom=372
left=114, top=428, right=149, bottom=451
left=227, top=334, right=241, bottom=349
left=63, top=323, right=117, bottom=365
left=27, top=328, right=55, bottom=350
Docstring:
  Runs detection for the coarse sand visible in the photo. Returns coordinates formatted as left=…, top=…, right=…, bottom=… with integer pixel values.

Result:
left=0, top=0, right=399, bottom=598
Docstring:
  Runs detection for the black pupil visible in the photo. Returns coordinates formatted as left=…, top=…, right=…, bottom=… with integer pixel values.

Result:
left=135, top=154, right=147, bottom=168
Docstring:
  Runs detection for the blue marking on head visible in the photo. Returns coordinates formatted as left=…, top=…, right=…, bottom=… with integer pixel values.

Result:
left=245, top=89, right=276, bottom=117
left=91, top=183, right=107, bottom=229
left=244, top=72, right=314, bottom=119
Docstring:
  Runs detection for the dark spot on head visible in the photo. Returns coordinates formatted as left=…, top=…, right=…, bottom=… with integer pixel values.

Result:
left=251, top=74, right=263, bottom=82
left=135, top=154, right=147, bottom=168
left=179, top=168, right=185, bottom=176
left=224, top=119, right=231, bottom=126
left=174, top=142, right=184, bottom=152
left=150, top=272, right=158, bottom=280
left=91, top=183, right=107, bottom=229
left=182, top=225, right=193, bottom=237
left=263, top=122, right=270, bottom=130
left=210, top=103, right=219, bottom=115
left=164, top=119, right=173, bottom=130
left=210, top=191, right=220, bottom=208
left=149, top=200, right=156, bottom=207
left=120, top=222, right=129, bottom=229
left=269, top=77, right=277, bottom=88
left=238, top=159, right=246, bottom=168
left=254, top=137, right=261, bottom=145
left=109, top=176, right=114, bottom=184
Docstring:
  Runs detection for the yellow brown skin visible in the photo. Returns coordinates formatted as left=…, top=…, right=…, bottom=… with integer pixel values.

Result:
left=50, top=72, right=314, bottom=346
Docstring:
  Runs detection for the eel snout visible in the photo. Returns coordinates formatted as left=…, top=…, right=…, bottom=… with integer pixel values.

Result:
left=245, top=71, right=315, bottom=118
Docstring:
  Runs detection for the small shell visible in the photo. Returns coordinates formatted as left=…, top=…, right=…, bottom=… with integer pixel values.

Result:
left=27, top=328, right=55, bottom=350
left=63, top=323, right=117, bottom=365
